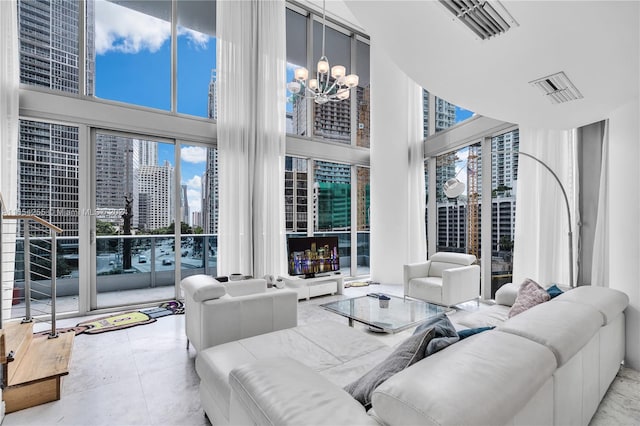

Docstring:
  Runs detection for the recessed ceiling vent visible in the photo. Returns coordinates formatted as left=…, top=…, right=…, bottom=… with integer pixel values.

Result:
left=439, top=0, right=519, bottom=40
left=529, top=72, right=584, bottom=104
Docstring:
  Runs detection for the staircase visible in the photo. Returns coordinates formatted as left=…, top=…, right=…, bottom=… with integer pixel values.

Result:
left=1, top=322, right=74, bottom=413
left=1, top=193, right=74, bottom=413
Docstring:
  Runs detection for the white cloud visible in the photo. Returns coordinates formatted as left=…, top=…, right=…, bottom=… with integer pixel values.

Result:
left=94, top=1, right=211, bottom=55
left=181, top=146, right=208, bottom=164
left=95, top=0, right=170, bottom=55
left=187, top=188, right=202, bottom=213
left=186, top=175, right=201, bottom=190
left=178, top=27, right=210, bottom=50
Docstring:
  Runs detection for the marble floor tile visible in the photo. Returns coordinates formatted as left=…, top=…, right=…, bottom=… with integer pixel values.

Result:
left=3, top=284, right=639, bottom=426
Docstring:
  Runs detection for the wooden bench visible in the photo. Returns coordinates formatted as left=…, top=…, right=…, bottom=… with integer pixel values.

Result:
left=1, top=321, right=74, bottom=413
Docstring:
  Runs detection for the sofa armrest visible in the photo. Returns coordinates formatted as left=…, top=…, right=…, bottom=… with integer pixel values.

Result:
left=229, top=357, right=379, bottom=426
left=441, top=265, right=480, bottom=306
left=181, top=274, right=226, bottom=302
left=403, top=261, right=431, bottom=295
left=199, top=289, right=298, bottom=348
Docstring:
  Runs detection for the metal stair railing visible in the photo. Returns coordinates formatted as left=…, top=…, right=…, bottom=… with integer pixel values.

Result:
left=1, top=193, right=63, bottom=339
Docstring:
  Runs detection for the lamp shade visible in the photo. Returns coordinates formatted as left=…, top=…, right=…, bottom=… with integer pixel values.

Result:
left=443, top=178, right=465, bottom=198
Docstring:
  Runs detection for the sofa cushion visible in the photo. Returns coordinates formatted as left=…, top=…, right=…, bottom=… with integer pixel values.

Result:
left=546, top=284, right=564, bottom=299
left=223, top=278, right=266, bottom=297
left=555, top=286, right=629, bottom=325
left=495, top=282, right=519, bottom=306
left=229, top=357, right=379, bottom=426
left=372, top=330, right=556, bottom=426
left=196, top=321, right=389, bottom=420
left=508, top=278, right=550, bottom=318
left=344, top=327, right=435, bottom=409
left=454, top=304, right=510, bottom=329
left=499, top=300, right=602, bottom=366
left=181, top=274, right=226, bottom=302
left=408, top=277, right=442, bottom=301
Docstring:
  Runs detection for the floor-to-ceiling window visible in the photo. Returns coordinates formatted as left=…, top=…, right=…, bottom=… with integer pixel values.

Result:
left=284, top=4, right=370, bottom=278
left=14, top=0, right=371, bottom=316
left=490, top=129, right=519, bottom=297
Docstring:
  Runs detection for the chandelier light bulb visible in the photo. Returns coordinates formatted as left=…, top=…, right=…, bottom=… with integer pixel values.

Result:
left=294, top=67, right=308, bottom=81
left=287, top=81, right=301, bottom=94
left=337, top=88, right=350, bottom=100
left=317, top=58, right=330, bottom=74
left=345, top=74, right=359, bottom=88
left=308, top=78, right=319, bottom=90
left=331, top=65, right=346, bottom=79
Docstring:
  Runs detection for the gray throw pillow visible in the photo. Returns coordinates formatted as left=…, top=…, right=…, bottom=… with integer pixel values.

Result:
left=344, top=326, right=436, bottom=409
left=413, top=313, right=459, bottom=356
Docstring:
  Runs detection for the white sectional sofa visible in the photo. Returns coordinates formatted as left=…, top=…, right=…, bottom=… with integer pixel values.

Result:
left=195, top=285, right=628, bottom=425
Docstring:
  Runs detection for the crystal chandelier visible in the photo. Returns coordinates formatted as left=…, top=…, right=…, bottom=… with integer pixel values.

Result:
left=286, top=0, right=359, bottom=104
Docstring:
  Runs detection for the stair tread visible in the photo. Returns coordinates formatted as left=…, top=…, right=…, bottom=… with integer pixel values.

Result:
left=8, top=331, right=74, bottom=386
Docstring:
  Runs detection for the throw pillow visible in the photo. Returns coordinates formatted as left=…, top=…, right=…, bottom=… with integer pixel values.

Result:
left=458, top=326, right=495, bottom=340
left=508, top=278, right=550, bottom=318
left=546, top=284, right=564, bottom=299
left=414, top=313, right=460, bottom=356
left=344, top=327, right=436, bottom=409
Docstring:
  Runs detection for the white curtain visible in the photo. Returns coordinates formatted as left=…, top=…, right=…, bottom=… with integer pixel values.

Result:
left=591, top=120, right=609, bottom=287
left=406, top=80, right=426, bottom=262
left=216, top=0, right=286, bottom=278
left=512, top=127, right=579, bottom=288
left=0, top=0, right=19, bottom=324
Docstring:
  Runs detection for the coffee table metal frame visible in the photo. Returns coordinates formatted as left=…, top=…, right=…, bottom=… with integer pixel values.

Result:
left=320, top=294, right=447, bottom=333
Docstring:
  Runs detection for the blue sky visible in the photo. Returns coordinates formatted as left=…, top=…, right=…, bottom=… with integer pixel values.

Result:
left=95, top=1, right=474, bottom=217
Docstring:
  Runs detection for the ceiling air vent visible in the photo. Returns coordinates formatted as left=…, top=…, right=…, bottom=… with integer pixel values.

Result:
left=439, top=0, right=519, bottom=40
left=529, top=72, right=584, bottom=104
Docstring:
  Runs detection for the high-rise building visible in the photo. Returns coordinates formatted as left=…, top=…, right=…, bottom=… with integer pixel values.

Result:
left=17, top=120, right=79, bottom=235
left=356, top=86, right=370, bottom=148
left=208, top=69, right=217, bottom=120
left=16, top=0, right=94, bottom=235
left=423, top=90, right=457, bottom=136
left=138, top=140, right=158, bottom=166
left=180, top=184, right=189, bottom=225
left=191, top=211, right=202, bottom=228
left=291, top=86, right=351, bottom=143
left=314, top=161, right=350, bottom=231
left=139, top=161, right=174, bottom=231
left=202, top=148, right=219, bottom=234
left=95, top=134, right=139, bottom=228
left=285, top=157, right=308, bottom=233
left=203, top=71, right=220, bottom=234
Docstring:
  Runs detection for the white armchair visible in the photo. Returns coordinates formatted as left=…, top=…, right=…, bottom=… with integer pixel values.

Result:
left=181, top=275, right=298, bottom=352
left=404, top=252, right=480, bottom=307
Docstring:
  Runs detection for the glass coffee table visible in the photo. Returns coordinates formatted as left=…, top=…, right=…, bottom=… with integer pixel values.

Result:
left=320, top=294, right=447, bottom=333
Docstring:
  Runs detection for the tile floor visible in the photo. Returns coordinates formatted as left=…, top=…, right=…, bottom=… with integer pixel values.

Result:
left=3, top=283, right=639, bottom=425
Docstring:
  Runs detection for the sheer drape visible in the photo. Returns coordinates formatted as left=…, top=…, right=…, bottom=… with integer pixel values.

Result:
left=591, top=120, right=610, bottom=287
left=0, top=0, right=19, bottom=321
left=513, top=127, right=579, bottom=287
left=406, top=80, right=426, bottom=262
left=216, top=0, right=286, bottom=278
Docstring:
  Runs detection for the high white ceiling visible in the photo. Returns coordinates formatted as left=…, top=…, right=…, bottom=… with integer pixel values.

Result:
left=336, top=0, right=639, bottom=129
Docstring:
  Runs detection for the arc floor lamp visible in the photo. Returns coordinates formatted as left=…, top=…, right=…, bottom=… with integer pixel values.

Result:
left=443, top=150, right=574, bottom=288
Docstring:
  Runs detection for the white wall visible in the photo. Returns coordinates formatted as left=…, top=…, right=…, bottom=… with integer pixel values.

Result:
left=369, top=42, right=411, bottom=285
left=608, top=98, right=640, bottom=370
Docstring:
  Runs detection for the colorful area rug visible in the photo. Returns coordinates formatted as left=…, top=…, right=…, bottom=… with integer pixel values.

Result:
left=34, top=300, right=184, bottom=337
